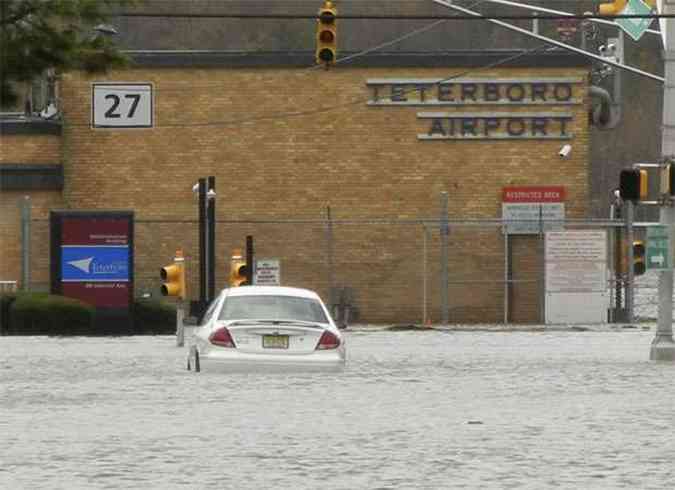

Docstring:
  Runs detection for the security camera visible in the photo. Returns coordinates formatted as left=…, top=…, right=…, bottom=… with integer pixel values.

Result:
left=93, top=24, right=118, bottom=36
left=559, top=144, right=572, bottom=159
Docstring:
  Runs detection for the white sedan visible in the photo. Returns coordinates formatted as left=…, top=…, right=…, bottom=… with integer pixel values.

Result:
left=187, top=286, right=346, bottom=372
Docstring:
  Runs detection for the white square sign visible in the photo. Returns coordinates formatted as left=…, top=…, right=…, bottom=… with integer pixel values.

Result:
left=92, top=83, right=153, bottom=128
left=254, top=259, right=280, bottom=286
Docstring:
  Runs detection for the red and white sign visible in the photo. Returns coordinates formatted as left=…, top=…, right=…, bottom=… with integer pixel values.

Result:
left=502, top=186, right=565, bottom=203
left=502, top=186, right=566, bottom=235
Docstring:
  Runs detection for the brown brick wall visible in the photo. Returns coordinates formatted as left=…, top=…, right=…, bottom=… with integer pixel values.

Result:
left=5, top=65, right=590, bottom=322
left=0, top=192, right=64, bottom=288
left=0, top=135, right=61, bottom=164
left=0, top=129, right=63, bottom=287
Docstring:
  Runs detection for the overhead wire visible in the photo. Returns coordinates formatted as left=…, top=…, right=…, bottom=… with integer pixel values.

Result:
left=66, top=0, right=574, bottom=129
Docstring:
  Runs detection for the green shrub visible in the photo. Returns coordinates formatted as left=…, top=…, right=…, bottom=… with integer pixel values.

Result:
left=132, top=298, right=176, bottom=334
left=9, top=292, right=94, bottom=335
left=0, top=293, right=18, bottom=335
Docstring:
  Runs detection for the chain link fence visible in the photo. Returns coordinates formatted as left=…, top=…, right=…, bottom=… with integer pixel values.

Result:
left=19, top=210, right=664, bottom=324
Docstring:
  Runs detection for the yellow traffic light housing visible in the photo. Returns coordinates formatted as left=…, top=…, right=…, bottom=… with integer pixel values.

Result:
left=599, top=1, right=627, bottom=16
left=316, top=1, right=337, bottom=66
left=619, top=169, right=648, bottom=202
left=230, top=249, right=249, bottom=287
left=660, top=163, right=675, bottom=197
left=161, top=250, right=186, bottom=299
left=633, top=240, right=646, bottom=276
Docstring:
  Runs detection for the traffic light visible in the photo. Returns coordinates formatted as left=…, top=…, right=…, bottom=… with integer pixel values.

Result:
left=230, top=249, right=249, bottom=287
left=619, top=169, right=648, bottom=202
left=316, top=1, right=337, bottom=66
left=161, top=250, right=186, bottom=299
left=599, top=1, right=627, bottom=16
left=660, top=163, right=675, bottom=196
left=633, top=240, right=646, bottom=276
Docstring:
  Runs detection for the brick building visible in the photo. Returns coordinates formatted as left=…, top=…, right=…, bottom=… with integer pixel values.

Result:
left=0, top=50, right=591, bottom=323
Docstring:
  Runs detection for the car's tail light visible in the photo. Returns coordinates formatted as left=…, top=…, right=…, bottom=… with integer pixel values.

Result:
left=209, top=327, right=236, bottom=348
left=316, top=330, right=340, bottom=350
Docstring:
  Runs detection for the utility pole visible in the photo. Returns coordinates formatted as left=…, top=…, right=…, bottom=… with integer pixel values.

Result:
left=652, top=1, right=675, bottom=361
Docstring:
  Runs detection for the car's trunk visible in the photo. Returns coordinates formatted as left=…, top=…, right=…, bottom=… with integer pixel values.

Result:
left=226, top=322, right=325, bottom=354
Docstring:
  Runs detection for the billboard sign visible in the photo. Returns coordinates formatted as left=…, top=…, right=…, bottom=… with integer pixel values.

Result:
left=51, top=211, right=134, bottom=311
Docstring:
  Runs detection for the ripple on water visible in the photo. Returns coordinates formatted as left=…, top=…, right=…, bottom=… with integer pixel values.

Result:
left=1, top=330, right=673, bottom=489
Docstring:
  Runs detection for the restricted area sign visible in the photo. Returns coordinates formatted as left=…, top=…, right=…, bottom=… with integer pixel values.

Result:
left=254, top=259, right=280, bottom=286
left=647, top=225, right=671, bottom=270
left=502, top=186, right=566, bottom=235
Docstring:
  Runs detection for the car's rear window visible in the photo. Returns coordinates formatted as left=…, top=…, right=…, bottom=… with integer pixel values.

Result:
left=218, top=295, right=329, bottom=323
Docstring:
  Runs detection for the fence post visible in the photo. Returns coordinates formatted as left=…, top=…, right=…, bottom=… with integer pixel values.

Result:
left=326, top=206, right=336, bottom=315
left=440, top=192, right=449, bottom=325
left=625, top=200, right=634, bottom=323
left=423, top=224, right=428, bottom=326
left=504, top=231, right=509, bottom=324
left=538, top=204, right=547, bottom=324
left=20, top=195, right=31, bottom=291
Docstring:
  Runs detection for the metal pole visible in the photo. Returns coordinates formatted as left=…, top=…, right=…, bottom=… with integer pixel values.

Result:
left=176, top=302, right=185, bottom=347
left=198, top=178, right=207, bottom=308
left=440, top=192, right=449, bottom=325
left=423, top=224, right=428, bottom=326
left=625, top=200, right=635, bottom=324
left=504, top=231, right=509, bottom=324
left=207, top=176, right=216, bottom=302
left=539, top=204, right=545, bottom=324
left=651, top=1, right=675, bottom=361
left=20, top=196, right=31, bottom=291
left=326, top=206, right=335, bottom=312
left=612, top=202, right=624, bottom=321
left=246, top=235, right=254, bottom=285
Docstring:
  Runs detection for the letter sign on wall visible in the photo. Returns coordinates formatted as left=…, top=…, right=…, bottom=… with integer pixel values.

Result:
left=92, top=83, right=153, bottom=128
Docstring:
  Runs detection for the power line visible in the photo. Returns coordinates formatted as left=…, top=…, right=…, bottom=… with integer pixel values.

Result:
left=116, top=12, right=673, bottom=21
left=68, top=44, right=550, bottom=129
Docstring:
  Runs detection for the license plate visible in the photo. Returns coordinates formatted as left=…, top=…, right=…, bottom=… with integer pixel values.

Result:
left=263, top=334, right=289, bottom=349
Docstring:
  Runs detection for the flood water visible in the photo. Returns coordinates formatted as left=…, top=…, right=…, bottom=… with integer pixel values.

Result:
left=2, top=327, right=675, bottom=489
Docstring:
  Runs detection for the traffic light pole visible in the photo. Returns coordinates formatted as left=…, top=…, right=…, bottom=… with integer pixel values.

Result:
left=207, top=176, right=216, bottom=302
left=198, top=178, right=207, bottom=310
left=652, top=1, right=675, bottom=361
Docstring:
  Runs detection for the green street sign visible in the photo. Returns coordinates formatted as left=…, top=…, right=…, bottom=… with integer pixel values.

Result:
left=647, top=225, right=670, bottom=270
left=617, top=0, right=654, bottom=42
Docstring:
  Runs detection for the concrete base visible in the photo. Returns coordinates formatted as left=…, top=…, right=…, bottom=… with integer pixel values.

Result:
left=649, top=335, right=675, bottom=362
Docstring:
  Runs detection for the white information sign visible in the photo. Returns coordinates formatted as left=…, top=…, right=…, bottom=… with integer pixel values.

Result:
left=545, top=231, right=608, bottom=324
left=502, top=202, right=565, bottom=235
left=92, top=83, right=153, bottom=128
left=254, top=259, right=280, bottom=286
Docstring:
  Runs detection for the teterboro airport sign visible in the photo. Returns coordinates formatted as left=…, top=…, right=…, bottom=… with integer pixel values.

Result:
left=366, top=77, right=582, bottom=141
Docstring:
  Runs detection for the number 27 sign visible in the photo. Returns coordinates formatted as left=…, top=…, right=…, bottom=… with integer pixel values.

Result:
left=92, top=83, right=153, bottom=128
